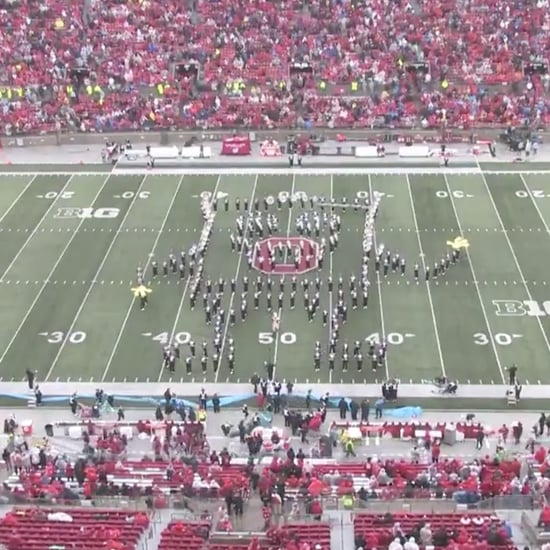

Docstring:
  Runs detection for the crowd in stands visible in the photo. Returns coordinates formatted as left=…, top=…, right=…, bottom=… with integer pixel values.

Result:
left=3, top=382, right=550, bottom=550
left=1, top=401, right=550, bottom=549
left=1, top=0, right=550, bottom=135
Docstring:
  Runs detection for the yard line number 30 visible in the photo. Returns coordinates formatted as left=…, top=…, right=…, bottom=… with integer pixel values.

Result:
left=39, top=331, right=87, bottom=344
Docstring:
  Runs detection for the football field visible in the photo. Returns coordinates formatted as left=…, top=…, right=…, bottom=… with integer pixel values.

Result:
left=0, top=167, right=550, bottom=390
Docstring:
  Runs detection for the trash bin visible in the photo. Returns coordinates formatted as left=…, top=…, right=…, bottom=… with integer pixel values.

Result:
left=45, top=424, right=54, bottom=437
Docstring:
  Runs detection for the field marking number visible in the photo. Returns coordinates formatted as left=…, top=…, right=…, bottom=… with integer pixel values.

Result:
left=39, top=331, right=86, bottom=344
left=120, top=191, right=150, bottom=199
left=259, top=332, right=296, bottom=345
left=366, top=332, right=415, bottom=345
left=42, top=191, right=75, bottom=199
left=149, top=331, right=192, bottom=345
left=473, top=332, right=522, bottom=346
left=515, top=189, right=548, bottom=198
left=436, top=190, right=473, bottom=198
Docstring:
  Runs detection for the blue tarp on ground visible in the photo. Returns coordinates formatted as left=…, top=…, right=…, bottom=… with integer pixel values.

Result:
left=0, top=391, right=422, bottom=419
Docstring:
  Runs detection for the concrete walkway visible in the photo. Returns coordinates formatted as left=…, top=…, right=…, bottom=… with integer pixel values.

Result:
left=0, top=380, right=541, bottom=401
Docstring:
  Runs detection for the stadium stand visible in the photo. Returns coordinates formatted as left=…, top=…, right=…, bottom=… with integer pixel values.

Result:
left=0, top=450, right=531, bottom=501
left=0, top=507, right=150, bottom=550
left=0, top=401, right=544, bottom=550
left=354, top=512, right=516, bottom=549
left=0, top=0, right=549, bottom=135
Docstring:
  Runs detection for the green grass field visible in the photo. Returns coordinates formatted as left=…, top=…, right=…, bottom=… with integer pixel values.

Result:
left=1, top=167, right=550, bottom=389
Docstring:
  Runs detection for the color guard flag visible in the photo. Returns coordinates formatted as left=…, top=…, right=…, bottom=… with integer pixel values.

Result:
left=131, top=284, right=152, bottom=298
left=446, top=236, right=470, bottom=250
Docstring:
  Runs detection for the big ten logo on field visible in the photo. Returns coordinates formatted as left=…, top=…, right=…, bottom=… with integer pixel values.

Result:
left=493, top=300, right=550, bottom=317
left=54, top=207, right=120, bottom=220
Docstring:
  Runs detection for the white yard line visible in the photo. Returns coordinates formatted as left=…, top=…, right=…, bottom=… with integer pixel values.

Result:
left=405, top=176, right=447, bottom=377
left=519, top=174, right=550, bottom=234
left=271, top=175, right=296, bottom=381
left=159, top=176, right=223, bottom=382
left=0, top=176, right=75, bottom=281
left=328, top=175, right=334, bottom=384
left=0, top=175, right=37, bottom=225
left=477, top=170, right=550, bottom=354
left=214, top=176, right=258, bottom=383
left=101, top=176, right=185, bottom=382
left=45, top=175, right=151, bottom=381
left=367, top=175, right=390, bottom=380
left=443, top=174, right=506, bottom=383
left=0, top=175, right=109, bottom=367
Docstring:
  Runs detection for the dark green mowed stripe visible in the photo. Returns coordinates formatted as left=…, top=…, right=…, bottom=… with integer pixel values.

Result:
left=1, top=175, right=144, bottom=380
left=409, top=174, right=503, bottom=383
left=108, top=175, right=220, bottom=383
left=0, top=175, right=71, bottom=274
left=485, top=174, right=550, bottom=348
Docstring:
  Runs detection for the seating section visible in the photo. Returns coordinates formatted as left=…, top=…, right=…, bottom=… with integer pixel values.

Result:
left=276, top=523, right=331, bottom=548
left=4, top=459, right=249, bottom=499
left=1, top=0, right=549, bottom=134
left=98, top=460, right=249, bottom=495
left=2, top=453, right=526, bottom=501
left=354, top=513, right=515, bottom=549
left=158, top=521, right=211, bottom=550
left=159, top=522, right=330, bottom=550
left=279, top=456, right=523, bottom=499
left=0, top=507, right=149, bottom=550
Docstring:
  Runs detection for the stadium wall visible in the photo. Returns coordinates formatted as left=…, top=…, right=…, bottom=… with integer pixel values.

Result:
left=0, top=127, right=528, bottom=149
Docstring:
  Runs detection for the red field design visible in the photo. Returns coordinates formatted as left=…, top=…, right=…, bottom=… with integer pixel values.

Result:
left=253, top=237, right=319, bottom=275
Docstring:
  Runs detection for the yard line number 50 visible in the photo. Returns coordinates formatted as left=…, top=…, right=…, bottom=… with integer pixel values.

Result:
left=259, top=332, right=297, bottom=345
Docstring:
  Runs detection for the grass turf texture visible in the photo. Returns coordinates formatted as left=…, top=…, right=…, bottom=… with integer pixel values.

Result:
left=1, top=169, right=550, bottom=392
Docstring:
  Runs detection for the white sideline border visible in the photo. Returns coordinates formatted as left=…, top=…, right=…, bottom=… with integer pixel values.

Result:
left=3, top=168, right=550, bottom=176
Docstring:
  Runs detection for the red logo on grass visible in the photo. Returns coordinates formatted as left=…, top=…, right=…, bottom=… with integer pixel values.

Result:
left=253, top=237, right=319, bottom=275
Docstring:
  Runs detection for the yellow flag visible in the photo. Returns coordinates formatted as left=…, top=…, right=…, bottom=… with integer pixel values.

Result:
left=131, top=285, right=152, bottom=298
left=446, top=236, right=470, bottom=250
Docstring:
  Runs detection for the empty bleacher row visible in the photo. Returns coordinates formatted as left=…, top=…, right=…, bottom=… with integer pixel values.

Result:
left=0, top=510, right=514, bottom=550
left=0, top=507, right=150, bottom=550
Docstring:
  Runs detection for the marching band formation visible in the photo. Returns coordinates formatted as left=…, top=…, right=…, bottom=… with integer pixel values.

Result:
left=130, top=190, right=469, bottom=378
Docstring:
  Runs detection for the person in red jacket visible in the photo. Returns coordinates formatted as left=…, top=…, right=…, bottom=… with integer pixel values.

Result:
left=432, top=442, right=441, bottom=464
left=539, top=505, right=550, bottom=528
left=310, top=499, right=323, bottom=519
